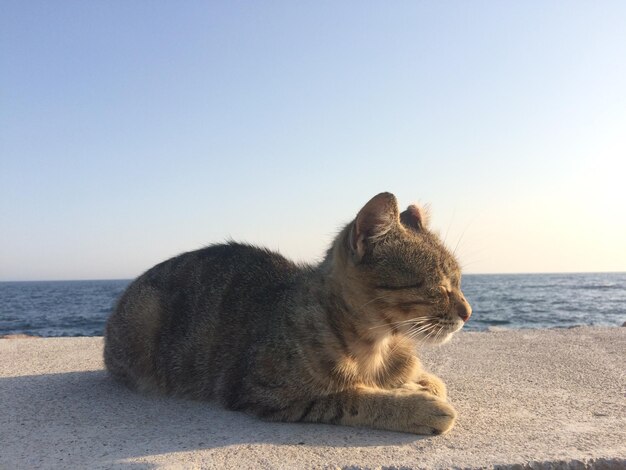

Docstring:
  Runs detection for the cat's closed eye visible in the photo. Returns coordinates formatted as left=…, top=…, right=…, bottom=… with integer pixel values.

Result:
left=397, top=299, right=434, bottom=308
left=375, top=281, right=424, bottom=291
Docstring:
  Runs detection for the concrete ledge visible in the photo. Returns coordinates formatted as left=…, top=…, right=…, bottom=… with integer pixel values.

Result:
left=1, top=327, right=624, bottom=469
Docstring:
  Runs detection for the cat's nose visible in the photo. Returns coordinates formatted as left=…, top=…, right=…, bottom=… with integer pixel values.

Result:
left=456, top=297, right=472, bottom=322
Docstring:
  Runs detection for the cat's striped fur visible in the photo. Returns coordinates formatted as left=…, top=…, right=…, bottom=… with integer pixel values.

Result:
left=104, top=192, right=471, bottom=435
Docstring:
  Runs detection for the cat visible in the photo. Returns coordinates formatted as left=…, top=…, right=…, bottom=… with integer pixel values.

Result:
left=104, top=192, right=471, bottom=435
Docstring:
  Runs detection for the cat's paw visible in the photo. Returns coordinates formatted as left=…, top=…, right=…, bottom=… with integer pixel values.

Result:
left=404, top=393, right=457, bottom=435
left=415, top=372, right=448, bottom=400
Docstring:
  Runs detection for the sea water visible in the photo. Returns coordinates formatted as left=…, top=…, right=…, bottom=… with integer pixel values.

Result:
left=0, top=273, right=624, bottom=337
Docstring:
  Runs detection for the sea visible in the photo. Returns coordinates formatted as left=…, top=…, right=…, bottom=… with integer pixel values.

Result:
left=0, top=273, right=625, bottom=337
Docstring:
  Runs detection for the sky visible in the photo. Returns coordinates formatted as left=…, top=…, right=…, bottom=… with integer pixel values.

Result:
left=1, top=1, right=625, bottom=281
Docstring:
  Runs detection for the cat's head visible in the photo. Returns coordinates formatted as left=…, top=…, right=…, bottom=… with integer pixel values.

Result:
left=334, top=192, right=471, bottom=345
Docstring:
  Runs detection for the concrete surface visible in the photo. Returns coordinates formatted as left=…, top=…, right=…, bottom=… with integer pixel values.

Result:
left=1, top=327, right=624, bottom=469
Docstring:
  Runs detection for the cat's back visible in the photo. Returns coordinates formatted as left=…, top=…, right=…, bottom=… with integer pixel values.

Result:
left=104, top=242, right=304, bottom=394
left=139, top=241, right=301, bottom=295
left=109, top=241, right=303, bottom=335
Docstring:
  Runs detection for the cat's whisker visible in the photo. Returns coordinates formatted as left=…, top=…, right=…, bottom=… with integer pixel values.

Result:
left=459, top=252, right=487, bottom=271
left=406, top=322, right=437, bottom=340
left=452, top=215, right=480, bottom=258
left=443, top=207, right=455, bottom=246
left=406, top=325, right=433, bottom=336
left=402, top=318, right=433, bottom=328
left=433, top=324, right=447, bottom=344
left=409, top=322, right=432, bottom=332
left=418, top=323, right=442, bottom=344
left=386, top=322, right=437, bottom=355
left=396, top=321, right=435, bottom=336
left=461, top=259, right=484, bottom=270
left=368, top=320, right=415, bottom=331
left=368, top=316, right=433, bottom=330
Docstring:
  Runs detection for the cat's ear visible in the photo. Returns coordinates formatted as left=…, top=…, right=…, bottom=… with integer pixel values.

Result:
left=350, top=192, right=399, bottom=260
left=400, top=204, right=430, bottom=232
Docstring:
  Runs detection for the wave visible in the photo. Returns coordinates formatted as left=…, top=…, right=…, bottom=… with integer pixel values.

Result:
left=576, top=284, right=623, bottom=290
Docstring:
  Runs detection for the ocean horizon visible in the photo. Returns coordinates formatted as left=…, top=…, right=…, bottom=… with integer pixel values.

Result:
left=1, top=272, right=625, bottom=337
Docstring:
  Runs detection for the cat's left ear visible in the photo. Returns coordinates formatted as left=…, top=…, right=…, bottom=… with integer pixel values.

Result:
left=400, top=204, right=430, bottom=232
left=350, top=192, right=399, bottom=260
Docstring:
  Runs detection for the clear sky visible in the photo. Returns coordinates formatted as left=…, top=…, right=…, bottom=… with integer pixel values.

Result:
left=1, top=1, right=625, bottom=281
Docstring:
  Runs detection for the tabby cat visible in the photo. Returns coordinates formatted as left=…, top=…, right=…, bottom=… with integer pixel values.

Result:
left=104, top=192, right=471, bottom=435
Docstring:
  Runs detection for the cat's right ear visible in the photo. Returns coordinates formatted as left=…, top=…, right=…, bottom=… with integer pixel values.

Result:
left=350, top=192, right=399, bottom=261
left=400, top=204, right=430, bottom=232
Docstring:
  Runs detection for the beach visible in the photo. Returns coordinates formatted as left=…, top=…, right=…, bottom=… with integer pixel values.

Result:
left=1, top=327, right=624, bottom=469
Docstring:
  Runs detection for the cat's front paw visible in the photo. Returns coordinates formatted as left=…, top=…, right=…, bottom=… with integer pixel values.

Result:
left=408, top=394, right=457, bottom=435
left=415, top=372, right=448, bottom=400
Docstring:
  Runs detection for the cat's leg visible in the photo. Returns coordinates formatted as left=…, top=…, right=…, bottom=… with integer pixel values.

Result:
left=257, top=386, right=456, bottom=435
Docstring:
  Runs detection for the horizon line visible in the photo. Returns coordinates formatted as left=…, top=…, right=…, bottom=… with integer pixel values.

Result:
left=1, top=270, right=625, bottom=283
